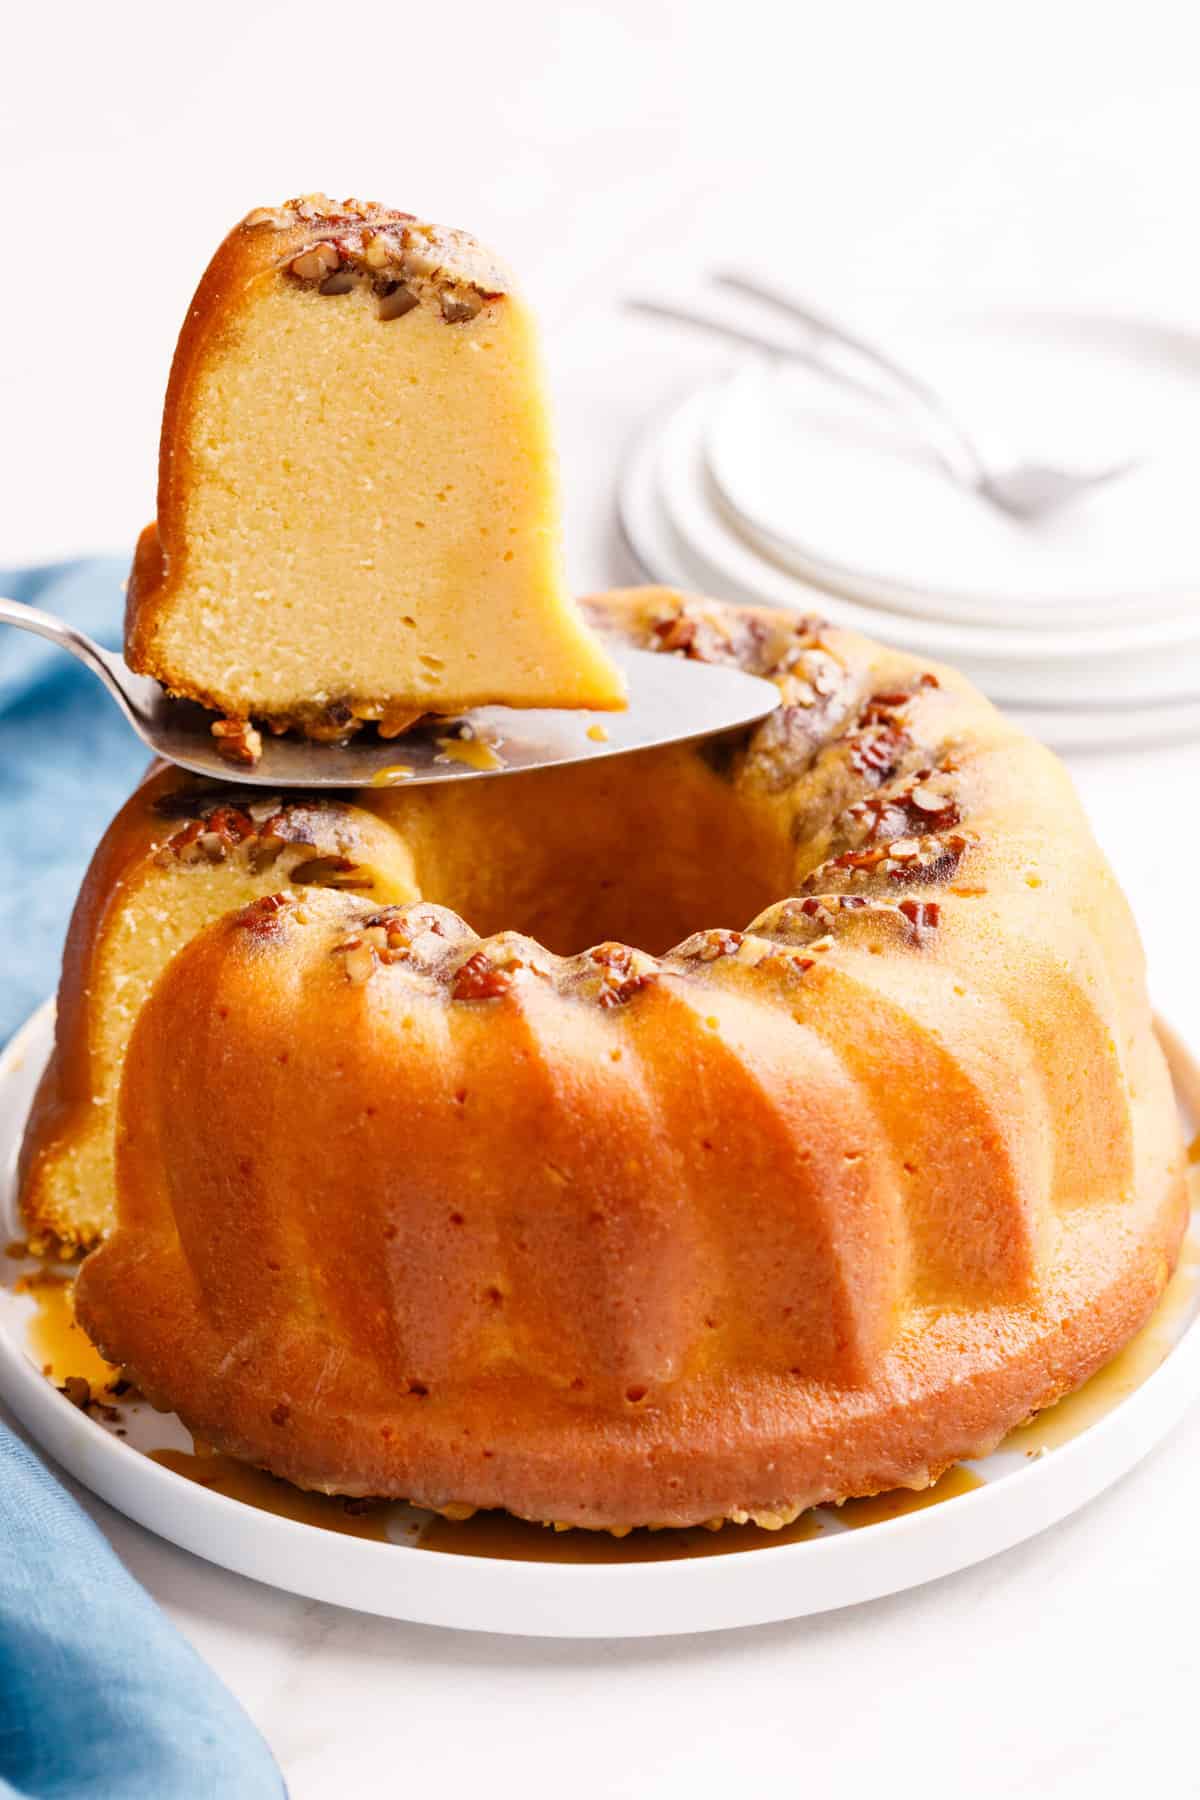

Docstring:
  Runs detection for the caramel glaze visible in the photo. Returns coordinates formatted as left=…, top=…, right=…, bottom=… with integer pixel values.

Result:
left=148, top=1448, right=395, bottom=1543
left=15, top=1230, right=1198, bottom=1561
left=433, top=733, right=505, bottom=772
left=833, top=1464, right=983, bottom=1528
left=17, top=1269, right=118, bottom=1391
left=416, top=1509, right=825, bottom=1562
left=139, top=1455, right=830, bottom=1559
left=138, top=1456, right=985, bottom=1559
left=1004, top=1236, right=1200, bottom=1454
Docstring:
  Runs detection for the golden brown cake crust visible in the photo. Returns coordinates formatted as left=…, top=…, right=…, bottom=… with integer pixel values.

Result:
left=36, top=589, right=1190, bottom=1528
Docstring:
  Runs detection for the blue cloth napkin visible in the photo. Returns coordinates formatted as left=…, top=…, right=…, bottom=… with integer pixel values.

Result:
left=1, top=558, right=148, bottom=1045
left=1, top=560, right=284, bottom=1796
left=0, top=1420, right=284, bottom=1798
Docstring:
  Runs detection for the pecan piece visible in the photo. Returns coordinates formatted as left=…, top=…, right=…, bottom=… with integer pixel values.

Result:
left=694, top=929, right=744, bottom=962
left=848, top=724, right=907, bottom=778
left=289, top=855, right=371, bottom=890
left=899, top=898, right=942, bottom=939
left=288, top=242, right=341, bottom=281
left=377, top=281, right=419, bottom=321
left=597, top=972, right=655, bottom=1009
left=452, top=952, right=513, bottom=1002
left=652, top=614, right=697, bottom=654
left=211, top=718, right=263, bottom=767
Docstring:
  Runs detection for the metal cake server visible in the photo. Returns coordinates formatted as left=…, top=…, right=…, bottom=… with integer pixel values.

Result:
left=0, top=596, right=781, bottom=788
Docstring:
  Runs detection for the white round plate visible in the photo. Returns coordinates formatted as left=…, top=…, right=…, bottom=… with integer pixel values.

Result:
left=3, top=1001, right=1199, bottom=1638
left=704, top=310, right=1200, bottom=629
left=619, top=385, right=1200, bottom=746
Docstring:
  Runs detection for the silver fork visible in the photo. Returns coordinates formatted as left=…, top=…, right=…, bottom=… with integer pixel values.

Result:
left=630, top=274, right=1137, bottom=520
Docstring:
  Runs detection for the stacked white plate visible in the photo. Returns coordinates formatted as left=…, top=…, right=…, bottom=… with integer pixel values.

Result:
left=618, top=309, right=1200, bottom=749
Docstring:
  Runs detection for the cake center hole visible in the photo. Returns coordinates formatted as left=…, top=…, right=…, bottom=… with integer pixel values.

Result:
left=401, top=746, right=791, bottom=956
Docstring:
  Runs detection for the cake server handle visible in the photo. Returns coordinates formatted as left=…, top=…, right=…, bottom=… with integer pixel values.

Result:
left=0, top=595, right=119, bottom=687
left=0, top=596, right=164, bottom=750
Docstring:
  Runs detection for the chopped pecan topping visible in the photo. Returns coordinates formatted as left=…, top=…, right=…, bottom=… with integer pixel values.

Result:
left=597, top=971, right=655, bottom=1009
left=653, top=614, right=698, bottom=654
left=439, top=292, right=481, bottom=323
left=211, top=717, right=263, bottom=767
left=758, top=948, right=816, bottom=980
left=840, top=675, right=942, bottom=787
left=333, top=913, right=448, bottom=983
left=792, top=895, right=872, bottom=928
left=848, top=722, right=907, bottom=780
left=244, top=195, right=406, bottom=231
left=845, top=770, right=961, bottom=844
left=288, top=854, right=371, bottom=890
left=693, top=929, right=744, bottom=962
left=649, top=601, right=780, bottom=674
left=591, top=943, right=635, bottom=975
left=288, top=242, right=341, bottom=281
left=340, top=940, right=376, bottom=986
left=590, top=941, right=656, bottom=1007
left=807, top=652, right=843, bottom=698
left=334, top=902, right=467, bottom=985
left=167, top=804, right=256, bottom=864
left=377, top=281, right=419, bottom=321
left=769, top=890, right=945, bottom=958
left=366, top=905, right=448, bottom=939
left=832, top=844, right=890, bottom=873
left=452, top=952, right=513, bottom=1002
left=908, top=785, right=945, bottom=814
left=269, top=198, right=507, bottom=324
left=363, top=919, right=414, bottom=963
left=236, top=893, right=294, bottom=938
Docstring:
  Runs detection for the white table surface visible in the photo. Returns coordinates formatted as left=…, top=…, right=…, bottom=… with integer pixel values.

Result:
left=5, top=2, right=1200, bottom=1792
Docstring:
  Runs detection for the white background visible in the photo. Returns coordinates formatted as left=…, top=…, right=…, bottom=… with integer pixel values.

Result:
left=5, top=3, right=1200, bottom=1794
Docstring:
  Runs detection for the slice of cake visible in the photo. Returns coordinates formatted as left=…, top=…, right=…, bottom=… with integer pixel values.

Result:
left=19, top=767, right=420, bottom=1255
left=125, top=195, right=625, bottom=741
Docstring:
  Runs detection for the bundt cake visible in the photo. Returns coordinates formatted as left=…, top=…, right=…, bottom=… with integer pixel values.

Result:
left=23, top=588, right=1187, bottom=1531
left=123, top=194, right=624, bottom=740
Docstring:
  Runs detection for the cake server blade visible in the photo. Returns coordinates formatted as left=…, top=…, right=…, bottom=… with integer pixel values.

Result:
left=0, top=598, right=782, bottom=789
